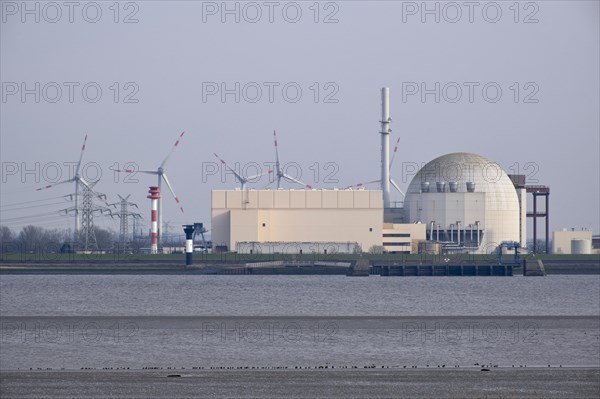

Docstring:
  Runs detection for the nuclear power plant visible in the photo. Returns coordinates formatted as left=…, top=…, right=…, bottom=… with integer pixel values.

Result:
left=211, top=87, right=541, bottom=255
left=403, top=152, right=525, bottom=252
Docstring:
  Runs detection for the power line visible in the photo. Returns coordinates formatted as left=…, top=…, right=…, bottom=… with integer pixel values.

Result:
left=0, top=195, right=72, bottom=208
left=1, top=201, right=72, bottom=212
left=1, top=216, right=73, bottom=229
left=0, top=210, right=67, bottom=223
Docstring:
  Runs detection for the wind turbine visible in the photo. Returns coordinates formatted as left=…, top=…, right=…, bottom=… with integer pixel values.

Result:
left=137, top=131, right=185, bottom=246
left=388, top=136, right=405, bottom=196
left=213, top=153, right=271, bottom=191
left=36, top=134, right=108, bottom=240
left=346, top=137, right=404, bottom=197
left=347, top=135, right=405, bottom=196
left=270, top=130, right=312, bottom=189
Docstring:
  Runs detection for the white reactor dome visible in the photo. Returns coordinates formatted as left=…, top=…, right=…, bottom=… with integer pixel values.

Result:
left=404, top=152, right=520, bottom=252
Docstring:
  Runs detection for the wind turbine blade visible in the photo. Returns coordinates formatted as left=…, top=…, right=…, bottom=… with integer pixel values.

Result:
left=75, top=134, right=88, bottom=176
left=261, top=170, right=277, bottom=188
left=273, top=130, right=282, bottom=176
left=112, top=168, right=137, bottom=173
left=161, top=173, right=184, bottom=213
left=348, top=179, right=381, bottom=189
left=262, top=180, right=276, bottom=189
left=245, top=172, right=267, bottom=181
left=214, top=153, right=245, bottom=184
left=390, top=178, right=405, bottom=197
left=282, top=174, right=312, bottom=189
left=78, top=178, right=97, bottom=197
left=246, top=168, right=274, bottom=182
left=36, top=178, right=75, bottom=191
left=160, top=131, right=185, bottom=169
left=137, top=170, right=159, bottom=175
left=389, top=136, right=401, bottom=170
left=79, top=178, right=111, bottom=207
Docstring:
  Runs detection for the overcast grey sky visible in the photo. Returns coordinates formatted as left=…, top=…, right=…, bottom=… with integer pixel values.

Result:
left=1, top=0, right=598, bottom=238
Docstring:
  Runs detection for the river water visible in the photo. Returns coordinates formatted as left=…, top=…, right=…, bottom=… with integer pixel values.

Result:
left=1, top=275, right=599, bottom=370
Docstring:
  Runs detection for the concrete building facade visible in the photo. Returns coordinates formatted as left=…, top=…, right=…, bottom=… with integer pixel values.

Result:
left=553, top=229, right=593, bottom=254
left=382, top=223, right=427, bottom=254
left=212, top=189, right=384, bottom=253
left=211, top=189, right=425, bottom=254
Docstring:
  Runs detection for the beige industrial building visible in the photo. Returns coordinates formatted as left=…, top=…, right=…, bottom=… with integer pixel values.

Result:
left=211, top=153, right=525, bottom=256
left=382, top=223, right=427, bottom=253
left=211, top=90, right=524, bottom=256
left=553, top=229, right=593, bottom=254
left=211, top=189, right=425, bottom=254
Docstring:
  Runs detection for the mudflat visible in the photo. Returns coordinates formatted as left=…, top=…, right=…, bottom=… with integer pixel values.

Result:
left=1, top=367, right=599, bottom=398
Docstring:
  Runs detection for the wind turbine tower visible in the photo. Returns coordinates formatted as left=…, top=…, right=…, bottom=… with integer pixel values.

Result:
left=129, top=131, right=185, bottom=247
left=271, top=130, right=312, bottom=189
left=213, top=153, right=270, bottom=191
left=37, top=135, right=108, bottom=243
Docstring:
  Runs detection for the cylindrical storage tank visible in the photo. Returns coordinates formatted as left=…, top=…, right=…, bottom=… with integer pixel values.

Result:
left=466, top=182, right=475, bottom=192
left=571, top=239, right=592, bottom=254
left=449, top=182, right=458, bottom=192
left=421, top=182, right=430, bottom=193
left=436, top=182, right=446, bottom=192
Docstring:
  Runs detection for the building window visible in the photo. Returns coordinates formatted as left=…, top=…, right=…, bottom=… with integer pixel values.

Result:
left=382, top=242, right=411, bottom=246
left=262, top=223, right=266, bottom=227
left=369, top=228, right=373, bottom=232
left=383, top=233, right=410, bottom=238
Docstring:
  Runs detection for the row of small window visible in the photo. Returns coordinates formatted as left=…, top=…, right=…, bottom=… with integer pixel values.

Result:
left=382, top=242, right=411, bottom=246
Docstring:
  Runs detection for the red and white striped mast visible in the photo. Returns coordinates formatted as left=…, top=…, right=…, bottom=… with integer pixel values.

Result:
left=147, top=186, right=161, bottom=254
left=117, top=132, right=185, bottom=249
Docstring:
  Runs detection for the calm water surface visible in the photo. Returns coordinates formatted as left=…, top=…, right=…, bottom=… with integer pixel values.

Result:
left=1, top=275, right=599, bottom=370
left=2, top=274, right=599, bottom=316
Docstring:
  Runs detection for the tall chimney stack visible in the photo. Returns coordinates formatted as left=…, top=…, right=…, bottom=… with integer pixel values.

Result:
left=381, top=87, right=391, bottom=208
